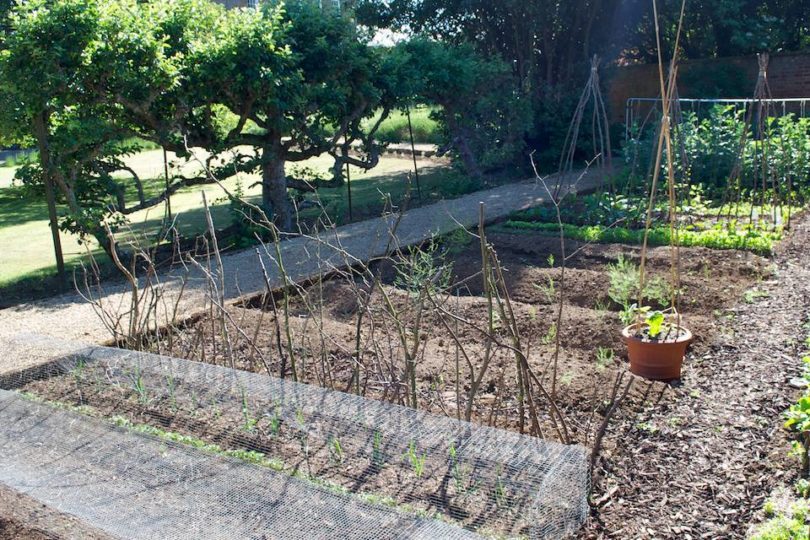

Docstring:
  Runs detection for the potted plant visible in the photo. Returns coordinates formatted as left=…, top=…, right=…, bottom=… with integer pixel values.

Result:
left=621, top=306, right=692, bottom=381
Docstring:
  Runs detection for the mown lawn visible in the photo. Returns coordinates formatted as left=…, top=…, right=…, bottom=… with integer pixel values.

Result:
left=0, top=150, right=467, bottom=288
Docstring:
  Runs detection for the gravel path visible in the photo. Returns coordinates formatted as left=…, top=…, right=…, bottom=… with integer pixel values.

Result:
left=584, top=211, right=810, bottom=538
left=0, top=170, right=604, bottom=375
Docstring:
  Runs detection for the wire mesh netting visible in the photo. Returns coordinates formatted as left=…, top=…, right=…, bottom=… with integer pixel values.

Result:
left=0, top=334, right=589, bottom=539
left=0, top=389, right=478, bottom=540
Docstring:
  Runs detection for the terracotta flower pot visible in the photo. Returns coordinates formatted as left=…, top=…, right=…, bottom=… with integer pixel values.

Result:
left=622, top=324, right=693, bottom=381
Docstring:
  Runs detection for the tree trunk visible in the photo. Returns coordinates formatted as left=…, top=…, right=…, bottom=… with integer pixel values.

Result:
left=32, top=112, right=67, bottom=287
left=444, top=111, right=484, bottom=181
left=261, top=153, right=294, bottom=232
left=33, top=113, right=122, bottom=266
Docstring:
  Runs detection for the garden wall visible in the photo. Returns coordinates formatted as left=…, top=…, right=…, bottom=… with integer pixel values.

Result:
left=606, top=52, right=810, bottom=122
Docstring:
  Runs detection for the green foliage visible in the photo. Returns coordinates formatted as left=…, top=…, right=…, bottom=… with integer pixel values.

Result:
left=541, top=323, right=557, bottom=346
left=0, top=0, right=223, bottom=248
left=396, top=38, right=529, bottom=174
left=363, top=107, right=441, bottom=145
left=110, top=415, right=286, bottom=471
left=645, top=311, right=666, bottom=339
left=329, top=436, right=345, bottom=464
left=240, top=388, right=258, bottom=432
left=752, top=502, right=810, bottom=540
left=629, top=105, right=810, bottom=200
left=405, top=440, right=426, bottom=477
left=607, top=255, right=670, bottom=309
left=595, top=348, right=614, bottom=371
left=128, top=366, right=148, bottom=405
left=626, top=0, right=808, bottom=62
left=438, top=228, right=473, bottom=258
left=785, top=396, right=810, bottom=460
left=394, top=241, right=452, bottom=295
left=372, top=430, right=385, bottom=468
left=504, top=220, right=780, bottom=255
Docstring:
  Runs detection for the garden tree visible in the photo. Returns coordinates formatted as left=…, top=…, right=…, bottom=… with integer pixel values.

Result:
left=0, top=0, right=127, bottom=263
left=623, top=0, right=810, bottom=63
left=395, top=39, right=529, bottom=178
left=356, top=0, right=809, bottom=165
left=355, top=0, right=628, bottom=90
left=0, top=0, right=230, bottom=261
left=85, top=0, right=233, bottom=214
left=356, top=0, right=628, bottom=166
left=358, top=0, right=809, bottom=86
left=186, top=0, right=401, bottom=230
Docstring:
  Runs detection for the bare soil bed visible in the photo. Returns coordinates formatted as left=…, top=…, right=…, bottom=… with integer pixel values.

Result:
left=16, top=226, right=776, bottom=537
left=151, top=230, right=769, bottom=436
left=0, top=484, right=110, bottom=540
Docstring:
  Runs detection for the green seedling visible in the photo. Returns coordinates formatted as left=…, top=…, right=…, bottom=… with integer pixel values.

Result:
left=372, top=430, right=385, bottom=467
left=267, top=406, right=282, bottom=437
left=785, top=395, right=810, bottom=476
left=406, top=440, right=426, bottom=478
left=593, top=298, right=610, bottom=314
left=795, top=478, right=810, bottom=498
left=541, top=323, right=557, bottom=345
left=595, top=348, right=614, bottom=371
left=129, top=366, right=148, bottom=405
left=448, top=443, right=478, bottom=494
left=72, top=358, right=87, bottom=380
left=646, top=311, right=666, bottom=339
left=165, top=373, right=177, bottom=411
left=329, top=437, right=345, bottom=464
left=240, top=388, right=258, bottom=432
left=744, top=289, right=769, bottom=304
left=493, top=465, right=508, bottom=508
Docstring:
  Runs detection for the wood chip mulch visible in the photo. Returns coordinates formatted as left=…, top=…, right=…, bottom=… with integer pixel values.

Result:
left=581, top=213, right=810, bottom=539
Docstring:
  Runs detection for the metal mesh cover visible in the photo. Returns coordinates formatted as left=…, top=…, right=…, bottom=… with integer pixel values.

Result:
left=1, top=334, right=589, bottom=538
left=0, top=390, right=478, bottom=540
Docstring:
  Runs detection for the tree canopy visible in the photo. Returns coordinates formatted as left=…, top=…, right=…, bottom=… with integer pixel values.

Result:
left=356, top=0, right=810, bottom=89
left=0, top=0, right=514, bottom=258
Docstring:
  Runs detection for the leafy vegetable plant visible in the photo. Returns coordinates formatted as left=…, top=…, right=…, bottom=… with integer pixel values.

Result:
left=785, top=395, right=810, bottom=477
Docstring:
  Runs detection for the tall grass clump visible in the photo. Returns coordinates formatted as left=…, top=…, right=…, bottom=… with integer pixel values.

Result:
left=363, top=107, right=442, bottom=145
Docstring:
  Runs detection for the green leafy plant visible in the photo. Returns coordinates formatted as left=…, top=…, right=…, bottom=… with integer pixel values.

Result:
left=785, top=395, right=810, bottom=477
left=623, top=304, right=684, bottom=342
left=744, top=289, right=770, bottom=304
left=267, top=406, right=282, bottom=437
left=595, top=348, right=614, bottom=371
left=129, top=366, right=148, bottom=405
left=541, top=323, right=557, bottom=345
left=439, top=228, right=473, bottom=257
left=405, top=440, right=426, bottom=478
left=372, top=430, right=385, bottom=468
left=607, top=255, right=671, bottom=309
left=533, top=274, right=556, bottom=304
left=165, top=373, right=177, bottom=412
left=493, top=465, right=508, bottom=508
left=448, top=443, right=479, bottom=495
left=72, top=358, right=87, bottom=388
left=329, top=436, right=345, bottom=464
left=796, top=478, right=810, bottom=498
left=240, top=388, right=258, bottom=433
left=394, top=242, right=452, bottom=296
left=751, top=499, right=810, bottom=540
left=646, top=311, right=666, bottom=339
left=505, top=221, right=780, bottom=256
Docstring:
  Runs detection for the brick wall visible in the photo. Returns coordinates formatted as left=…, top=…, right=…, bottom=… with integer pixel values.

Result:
left=605, top=52, right=810, bottom=123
